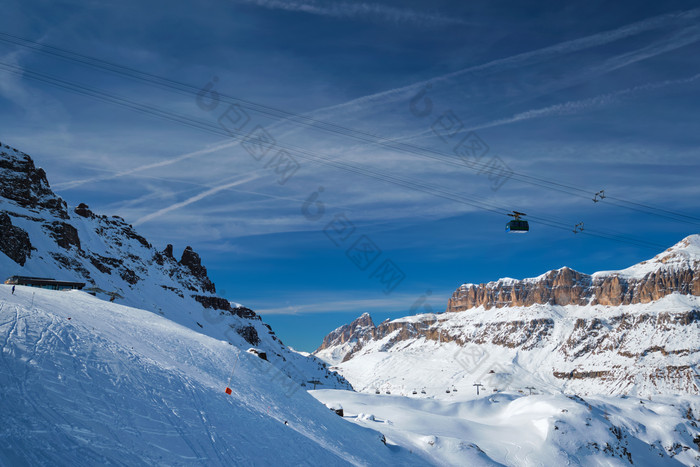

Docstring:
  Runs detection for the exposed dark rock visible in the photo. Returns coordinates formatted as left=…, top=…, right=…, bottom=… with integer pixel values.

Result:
left=0, top=212, right=33, bottom=265
left=123, top=224, right=151, bottom=249
left=238, top=326, right=261, bottom=345
left=74, top=203, right=95, bottom=218
left=89, top=255, right=112, bottom=274
left=0, top=147, right=68, bottom=218
left=163, top=244, right=174, bottom=260
left=49, top=252, right=91, bottom=279
left=194, top=295, right=233, bottom=311
left=180, top=246, right=216, bottom=293
left=232, top=305, right=258, bottom=320
left=193, top=295, right=260, bottom=320
left=154, top=245, right=176, bottom=265
left=247, top=348, right=267, bottom=360
left=88, top=254, right=123, bottom=274
left=119, top=268, right=140, bottom=285
left=160, top=285, right=184, bottom=298
left=44, top=221, right=81, bottom=250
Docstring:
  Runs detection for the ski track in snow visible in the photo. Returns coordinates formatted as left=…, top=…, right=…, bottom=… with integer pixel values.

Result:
left=0, top=286, right=423, bottom=466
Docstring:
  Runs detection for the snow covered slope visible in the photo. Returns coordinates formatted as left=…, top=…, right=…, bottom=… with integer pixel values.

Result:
left=0, top=285, right=419, bottom=465
left=320, top=294, right=700, bottom=397
left=0, top=141, right=348, bottom=390
left=315, top=237, right=700, bottom=398
left=312, top=389, right=700, bottom=466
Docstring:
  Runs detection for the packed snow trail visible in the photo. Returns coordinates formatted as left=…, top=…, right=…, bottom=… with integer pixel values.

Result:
left=0, top=285, right=421, bottom=466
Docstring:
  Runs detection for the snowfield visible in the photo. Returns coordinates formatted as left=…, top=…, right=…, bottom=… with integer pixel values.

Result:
left=2, top=281, right=700, bottom=466
left=311, top=389, right=700, bottom=466
left=0, top=285, right=418, bottom=466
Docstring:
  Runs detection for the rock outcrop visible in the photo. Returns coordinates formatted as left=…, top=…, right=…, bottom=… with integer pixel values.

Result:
left=317, top=312, right=375, bottom=353
left=0, top=143, right=68, bottom=218
left=0, top=141, right=352, bottom=391
left=315, top=236, right=700, bottom=396
left=447, top=238, right=700, bottom=312
left=0, top=212, right=33, bottom=266
left=180, top=246, right=216, bottom=293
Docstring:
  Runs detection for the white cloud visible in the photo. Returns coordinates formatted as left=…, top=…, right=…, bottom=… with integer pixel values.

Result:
left=310, top=7, right=700, bottom=117
left=236, top=0, right=470, bottom=27
left=133, top=172, right=263, bottom=226
left=469, top=71, right=700, bottom=132
left=255, top=292, right=449, bottom=315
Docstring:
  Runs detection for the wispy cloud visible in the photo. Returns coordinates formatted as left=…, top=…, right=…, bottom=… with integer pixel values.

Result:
left=133, top=172, right=262, bottom=226
left=236, top=0, right=470, bottom=27
left=310, top=7, right=700, bottom=116
left=392, top=24, right=700, bottom=143
left=54, top=139, right=242, bottom=191
left=468, top=72, right=700, bottom=132
left=50, top=8, right=700, bottom=200
left=255, top=292, right=449, bottom=315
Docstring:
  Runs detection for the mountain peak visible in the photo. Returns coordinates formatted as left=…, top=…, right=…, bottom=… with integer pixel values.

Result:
left=353, top=312, right=375, bottom=327
left=0, top=142, right=68, bottom=219
left=313, top=312, right=376, bottom=364
left=649, top=233, right=700, bottom=262
left=0, top=141, right=352, bottom=391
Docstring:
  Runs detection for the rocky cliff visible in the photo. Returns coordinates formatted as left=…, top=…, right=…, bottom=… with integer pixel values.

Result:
left=314, top=235, right=700, bottom=397
left=0, top=141, right=350, bottom=390
left=447, top=238, right=700, bottom=312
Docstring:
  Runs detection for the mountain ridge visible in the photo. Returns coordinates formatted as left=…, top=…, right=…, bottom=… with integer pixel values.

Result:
left=314, top=235, right=700, bottom=397
left=447, top=235, right=700, bottom=312
left=0, top=141, right=349, bottom=390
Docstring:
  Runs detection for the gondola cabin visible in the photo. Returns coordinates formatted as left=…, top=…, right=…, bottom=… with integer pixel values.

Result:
left=506, top=211, right=529, bottom=233
left=506, top=219, right=529, bottom=233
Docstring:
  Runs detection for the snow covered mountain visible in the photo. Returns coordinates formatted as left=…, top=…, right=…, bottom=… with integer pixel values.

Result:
left=447, top=235, right=700, bottom=311
left=0, top=141, right=349, bottom=391
left=0, top=285, right=417, bottom=465
left=315, top=236, right=700, bottom=398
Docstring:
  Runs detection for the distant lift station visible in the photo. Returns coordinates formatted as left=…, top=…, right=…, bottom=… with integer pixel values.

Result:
left=506, top=211, right=529, bottom=233
left=5, top=276, right=86, bottom=291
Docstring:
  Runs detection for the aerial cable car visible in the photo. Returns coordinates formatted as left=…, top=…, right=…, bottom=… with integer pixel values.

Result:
left=506, top=211, right=529, bottom=233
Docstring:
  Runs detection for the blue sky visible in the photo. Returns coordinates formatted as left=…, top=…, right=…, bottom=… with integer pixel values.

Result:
left=1, top=0, right=699, bottom=351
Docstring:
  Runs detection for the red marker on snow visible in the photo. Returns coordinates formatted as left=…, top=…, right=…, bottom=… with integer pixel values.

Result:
left=224, top=351, right=241, bottom=396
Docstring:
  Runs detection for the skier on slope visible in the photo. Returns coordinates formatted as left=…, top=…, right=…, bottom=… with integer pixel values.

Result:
left=11, top=285, right=15, bottom=295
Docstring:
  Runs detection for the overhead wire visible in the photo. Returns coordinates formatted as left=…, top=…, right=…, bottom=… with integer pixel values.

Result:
left=0, top=32, right=698, bottom=227
left=0, top=60, right=670, bottom=251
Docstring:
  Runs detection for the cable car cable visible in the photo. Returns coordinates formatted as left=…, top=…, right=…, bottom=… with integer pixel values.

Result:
left=1, top=32, right=698, bottom=226
left=0, top=61, right=670, bottom=251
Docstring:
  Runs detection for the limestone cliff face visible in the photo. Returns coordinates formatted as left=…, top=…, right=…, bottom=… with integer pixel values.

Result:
left=447, top=238, right=700, bottom=312
left=315, top=311, right=554, bottom=363
left=317, top=312, right=375, bottom=351
left=318, top=236, right=700, bottom=362
left=314, top=236, right=700, bottom=396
